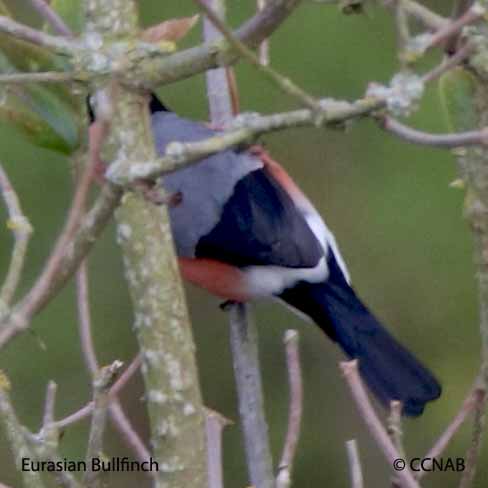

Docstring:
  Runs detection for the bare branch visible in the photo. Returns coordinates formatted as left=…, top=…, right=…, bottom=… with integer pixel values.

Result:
left=0, top=164, right=32, bottom=317
left=422, top=42, right=475, bottom=83
left=108, top=97, right=384, bottom=185
left=388, top=401, right=405, bottom=488
left=205, top=409, right=232, bottom=488
left=346, top=439, right=364, bottom=488
left=54, top=354, right=142, bottom=429
left=0, top=373, right=46, bottom=488
left=257, top=0, right=270, bottom=65
left=0, top=15, right=77, bottom=53
left=340, top=360, right=420, bottom=488
left=0, top=71, right=79, bottom=84
left=445, top=0, right=474, bottom=54
left=417, top=385, right=481, bottom=480
left=394, top=0, right=411, bottom=67
left=76, top=263, right=151, bottom=464
left=202, top=0, right=234, bottom=126
left=195, top=0, right=319, bottom=111
left=428, top=5, right=484, bottom=50
left=84, top=361, right=123, bottom=488
left=379, top=116, right=488, bottom=148
left=0, top=183, right=122, bottom=349
left=383, top=0, right=448, bottom=31
left=42, top=381, right=57, bottom=428
left=276, top=330, right=303, bottom=488
left=29, top=0, right=73, bottom=36
left=388, top=401, right=405, bottom=459
left=228, top=303, right=275, bottom=488
left=22, top=148, right=100, bottom=320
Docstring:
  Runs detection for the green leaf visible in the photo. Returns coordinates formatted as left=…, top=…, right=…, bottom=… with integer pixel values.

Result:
left=21, top=84, right=81, bottom=153
left=0, top=105, right=73, bottom=153
left=1, top=85, right=82, bottom=154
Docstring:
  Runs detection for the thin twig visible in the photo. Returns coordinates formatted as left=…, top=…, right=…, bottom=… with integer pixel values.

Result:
left=257, top=0, right=270, bottom=65
left=383, top=0, right=448, bottom=31
left=276, top=330, right=303, bottom=488
left=388, top=401, right=405, bottom=488
left=0, top=373, right=46, bottom=488
left=54, top=354, right=142, bottom=429
left=445, top=0, right=474, bottom=54
left=345, top=439, right=364, bottom=488
left=417, top=386, right=481, bottom=480
left=340, top=360, right=420, bottom=488
left=76, top=263, right=150, bottom=464
left=36, top=382, right=82, bottom=488
left=379, top=116, right=488, bottom=148
left=205, top=409, right=232, bottom=488
left=0, top=183, right=122, bottom=349
left=395, top=0, right=411, bottom=67
left=194, top=0, right=320, bottom=112
left=427, top=5, right=484, bottom=50
left=29, top=0, right=73, bottom=36
left=21, top=147, right=99, bottom=319
left=228, top=303, right=275, bottom=488
left=388, top=401, right=405, bottom=459
left=202, top=0, right=234, bottom=126
left=108, top=96, right=385, bottom=185
left=0, top=71, right=79, bottom=84
left=422, top=42, right=475, bottom=84
left=83, top=361, right=123, bottom=488
left=201, top=5, right=236, bottom=484
left=0, top=164, right=32, bottom=317
left=42, top=381, right=57, bottom=428
left=0, top=15, right=77, bottom=53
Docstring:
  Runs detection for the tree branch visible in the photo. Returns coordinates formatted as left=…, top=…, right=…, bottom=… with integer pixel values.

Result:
left=54, top=354, right=142, bottom=429
left=83, top=2, right=209, bottom=486
left=345, top=439, right=364, bottom=488
left=427, top=4, right=484, bottom=50
left=379, top=115, right=488, bottom=148
left=205, top=409, right=232, bottom=488
left=84, top=361, right=123, bottom=488
left=276, top=330, right=303, bottom=488
left=140, top=0, right=304, bottom=87
left=76, top=263, right=151, bottom=464
left=0, top=373, right=46, bottom=488
left=340, top=360, right=420, bottom=488
left=383, top=0, right=448, bottom=31
left=0, top=183, right=122, bottom=349
left=228, top=303, right=275, bottom=488
left=0, top=164, right=32, bottom=318
left=0, top=71, right=79, bottom=84
left=107, top=96, right=384, bottom=185
left=417, top=385, right=481, bottom=480
left=29, top=0, right=73, bottom=37
left=202, top=0, right=235, bottom=126
left=0, top=15, right=77, bottom=53
left=195, top=0, right=319, bottom=111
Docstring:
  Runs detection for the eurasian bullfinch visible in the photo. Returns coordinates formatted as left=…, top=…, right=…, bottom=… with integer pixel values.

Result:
left=131, top=95, right=441, bottom=416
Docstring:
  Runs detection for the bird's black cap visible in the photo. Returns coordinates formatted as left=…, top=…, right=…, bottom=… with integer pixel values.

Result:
left=87, top=92, right=169, bottom=123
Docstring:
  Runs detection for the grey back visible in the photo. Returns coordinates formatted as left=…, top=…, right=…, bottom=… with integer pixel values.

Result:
left=152, top=112, right=262, bottom=257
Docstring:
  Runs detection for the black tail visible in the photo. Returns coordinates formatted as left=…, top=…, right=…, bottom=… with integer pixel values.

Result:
left=279, top=255, right=441, bottom=417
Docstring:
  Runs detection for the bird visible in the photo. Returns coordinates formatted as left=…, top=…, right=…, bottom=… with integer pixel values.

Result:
left=98, top=94, right=441, bottom=416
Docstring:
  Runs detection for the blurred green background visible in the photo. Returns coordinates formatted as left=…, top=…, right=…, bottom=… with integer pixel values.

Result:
left=0, top=1, right=482, bottom=487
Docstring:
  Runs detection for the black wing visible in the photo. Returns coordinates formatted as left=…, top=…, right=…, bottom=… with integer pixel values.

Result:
left=195, top=169, right=323, bottom=268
